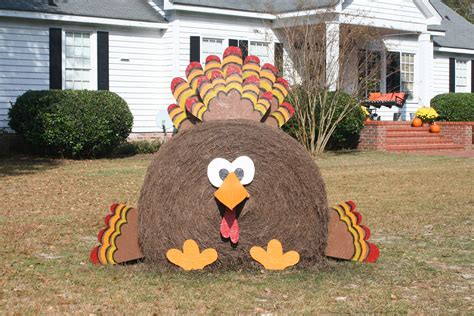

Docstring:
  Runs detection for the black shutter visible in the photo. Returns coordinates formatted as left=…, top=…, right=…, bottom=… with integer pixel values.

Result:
left=229, top=39, right=238, bottom=47
left=386, top=52, right=400, bottom=93
left=449, top=58, right=455, bottom=92
left=275, top=42, right=284, bottom=74
left=190, top=36, right=200, bottom=62
left=49, top=28, right=62, bottom=89
left=471, top=60, right=474, bottom=93
left=239, top=40, right=248, bottom=60
left=97, top=31, right=109, bottom=90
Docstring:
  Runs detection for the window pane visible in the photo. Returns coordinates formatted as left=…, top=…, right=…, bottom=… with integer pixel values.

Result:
left=202, top=38, right=224, bottom=59
left=66, top=33, right=74, bottom=45
left=65, top=31, right=92, bottom=90
left=82, top=34, right=90, bottom=47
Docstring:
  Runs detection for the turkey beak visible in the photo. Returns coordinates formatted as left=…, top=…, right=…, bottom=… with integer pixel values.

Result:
left=214, top=172, right=249, bottom=210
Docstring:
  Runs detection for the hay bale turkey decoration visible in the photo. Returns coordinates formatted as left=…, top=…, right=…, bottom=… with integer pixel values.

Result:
left=90, top=47, right=380, bottom=270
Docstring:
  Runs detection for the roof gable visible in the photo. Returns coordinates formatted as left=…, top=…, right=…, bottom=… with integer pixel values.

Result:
left=429, top=0, right=474, bottom=50
left=0, top=0, right=166, bottom=23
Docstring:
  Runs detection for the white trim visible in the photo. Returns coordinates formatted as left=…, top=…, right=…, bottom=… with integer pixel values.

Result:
left=428, top=30, right=445, bottom=37
left=434, top=47, right=474, bottom=55
left=275, top=8, right=335, bottom=19
left=0, top=10, right=168, bottom=29
left=169, top=4, right=276, bottom=20
left=62, top=29, right=98, bottom=90
left=413, top=0, right=443, bottom=25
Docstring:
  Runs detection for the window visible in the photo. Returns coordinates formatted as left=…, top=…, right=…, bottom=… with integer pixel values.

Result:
left=249, top=41, right=270, bottom=64
left=455, top=60, right=468, bottom=92
left=358, top=49, right=382, bottom=98
left=401, top=53, right=415, bottom=99
left=202, top=38, right=224, bottom=61
left=65, top=32, right=91, bottom=90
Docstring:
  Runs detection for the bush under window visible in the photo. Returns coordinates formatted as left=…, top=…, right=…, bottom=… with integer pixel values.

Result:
left=9, top=90, right=133, bottom=158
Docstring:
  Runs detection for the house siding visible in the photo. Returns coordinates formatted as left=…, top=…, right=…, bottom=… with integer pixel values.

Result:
left=342, top=0, right=428, bottom=31
left=433, top=54, right=450, bottom=97
left=0, top=20, right=50, bottom=130
left=108, top=28, right=174, bottom=133
left=432, top=52, right=473, bottom=98
left=174, top=11, right=279, bottom=76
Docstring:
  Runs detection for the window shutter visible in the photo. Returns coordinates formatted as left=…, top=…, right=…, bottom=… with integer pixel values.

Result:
left=386, top=52, right=400, bottom=93
left=190, top=36, right=200, bottom=62
left=449, top=57, right=455, bottom=92
left=229, top=39, right=238, bottom=47
left=239, top=40, right=248, bottom=60
left=471, top=60, right=474, bottom=93
left=274, top=43, right=284, bottom=74
left=97, top=31, right=109, bottom=90
left=49, top=28, right=62, bottom=89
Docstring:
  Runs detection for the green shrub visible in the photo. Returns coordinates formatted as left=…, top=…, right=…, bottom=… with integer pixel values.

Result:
left=284, top=90, right=365, bottom=150
left=113, top=140, right=162, bottom=156
left=431, top=93, right=474, bottom=122
left=8, top=90, right=133, bottom=158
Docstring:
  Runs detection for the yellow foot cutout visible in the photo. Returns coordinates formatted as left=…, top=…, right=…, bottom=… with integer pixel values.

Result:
left=250, top=239, right=300, bottom=270
left=166, top=239, right=218, bottom=271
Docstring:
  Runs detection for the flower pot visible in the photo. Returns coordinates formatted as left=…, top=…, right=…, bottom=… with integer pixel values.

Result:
left=430, top=123, right=441, bottom=133
left=412, top=117, right=423, bottom=127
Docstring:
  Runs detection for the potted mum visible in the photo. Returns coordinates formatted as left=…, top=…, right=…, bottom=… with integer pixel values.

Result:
left=415, top=107, right=440, bottom=133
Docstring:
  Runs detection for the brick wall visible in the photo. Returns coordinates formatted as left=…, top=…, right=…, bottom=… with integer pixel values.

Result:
left=128, top=132, right=173, bottom=142
left=358, top=121, right=408, bottom=150
left=437, top=122, right=474, bottom=149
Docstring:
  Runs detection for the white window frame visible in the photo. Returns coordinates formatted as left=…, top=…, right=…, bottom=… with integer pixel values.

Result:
left=455, top=59, right=468, bottom=92
left=62, top=29, right=97, bottom=90
left=400, top=52, right=415, bottom=100
left=201, top=37, right=225, bottom=62
left=249, top=41, right=271, bottom=64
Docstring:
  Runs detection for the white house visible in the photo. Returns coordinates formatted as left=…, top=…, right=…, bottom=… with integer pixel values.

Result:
left=0, top=0, right=473, bottom=138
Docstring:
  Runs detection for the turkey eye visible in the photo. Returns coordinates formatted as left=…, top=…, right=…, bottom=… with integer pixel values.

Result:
left=231, top=156, right=255, bottom=185
left=208, top=158, right=232, bottom=188
left=234, top=168, right=244, bottom=180
left=219, top=169, right=229, bottom=180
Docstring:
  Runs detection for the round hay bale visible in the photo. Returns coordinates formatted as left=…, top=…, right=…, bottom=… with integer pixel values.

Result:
left=138, top=120, right=328, bottom=269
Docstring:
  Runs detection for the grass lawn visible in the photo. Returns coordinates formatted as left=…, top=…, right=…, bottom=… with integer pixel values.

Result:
left=1, top=151, right=473, bottom=314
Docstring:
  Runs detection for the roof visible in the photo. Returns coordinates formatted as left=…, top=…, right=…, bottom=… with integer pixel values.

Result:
left=0, top=0, right=166, bottom=23
left=429, top=0, right=474, bottom=50
left=170, top=0, right=339, bottom=13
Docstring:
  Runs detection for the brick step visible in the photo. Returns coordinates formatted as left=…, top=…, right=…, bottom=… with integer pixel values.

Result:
left=386, top=143, right=464, bottom=152
left=386, top=138, right=454, bottom=145
left=386, top=132, right=440, bottom=138
left=386, top=127, right=431, bottom=133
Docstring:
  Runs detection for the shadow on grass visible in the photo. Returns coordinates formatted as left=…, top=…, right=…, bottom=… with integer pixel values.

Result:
left=0, top=156, right=62, bottom=177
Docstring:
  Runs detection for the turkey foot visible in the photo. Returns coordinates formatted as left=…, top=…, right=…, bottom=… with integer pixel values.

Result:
left=250, top=239, right=300, bottom=270
left=166, top=239, right=218, bottom=271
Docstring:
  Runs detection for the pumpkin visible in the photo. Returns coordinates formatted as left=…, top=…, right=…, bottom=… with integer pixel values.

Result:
left=412, top=117, right=423, bottom=127
left=430, top=123, right=441, bottom=133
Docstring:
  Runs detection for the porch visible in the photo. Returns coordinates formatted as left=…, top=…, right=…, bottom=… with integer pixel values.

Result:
left=273, top=1, right=442, bottom=121
left=358, top=121, right=473, bottom=152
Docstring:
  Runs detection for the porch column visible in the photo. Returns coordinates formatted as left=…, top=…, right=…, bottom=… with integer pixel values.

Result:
left=325, top=21, right=340, bottom=91
left=418, top=32, right=433, bottom=107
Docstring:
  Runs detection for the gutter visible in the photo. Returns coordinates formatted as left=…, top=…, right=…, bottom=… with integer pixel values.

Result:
left=0, top=10, right=169, bottom=29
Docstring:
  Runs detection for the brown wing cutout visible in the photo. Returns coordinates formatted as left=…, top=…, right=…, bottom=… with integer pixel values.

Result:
left=90, top=204, right=143, bottom=265
left=325, top=201, right=380, bottom=263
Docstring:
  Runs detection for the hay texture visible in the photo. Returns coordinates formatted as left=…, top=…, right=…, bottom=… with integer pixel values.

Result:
left=138, top=120, right=328, bottom=269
